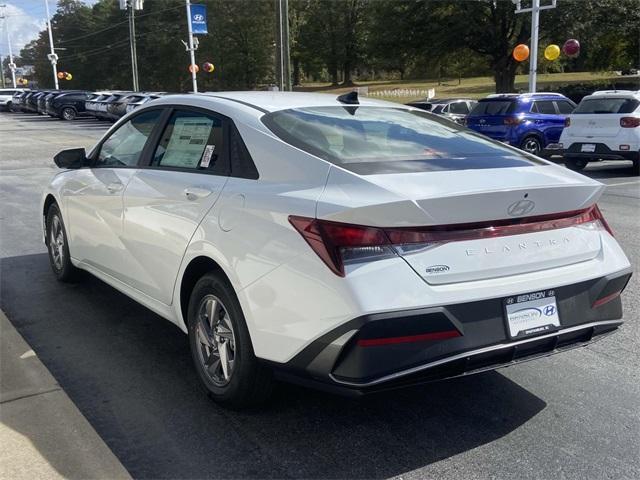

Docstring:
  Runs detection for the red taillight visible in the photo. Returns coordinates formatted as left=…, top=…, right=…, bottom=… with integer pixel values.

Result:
left=289, top=204, right=613, bottom=276
left=504, top=117, right=522, bottom=126
left=564, top=117, right=571, bottom=127
left=620, top=117, right=640, bottom=128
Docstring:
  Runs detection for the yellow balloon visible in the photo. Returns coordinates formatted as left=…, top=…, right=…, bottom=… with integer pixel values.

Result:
left=544, top=44, right=561, bottom=61
left=65, top=73, right=72, bottom=80
left=513, top=44, right=530, bottom=62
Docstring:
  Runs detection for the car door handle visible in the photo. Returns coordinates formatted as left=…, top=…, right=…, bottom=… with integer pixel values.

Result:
left=184, top=186, right=213, bottom=200
left=106, top=182, right=124, bottom=193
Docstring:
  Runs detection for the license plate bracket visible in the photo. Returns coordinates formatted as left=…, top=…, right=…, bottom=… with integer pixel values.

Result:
left=503, top=289, right=560, bottom=339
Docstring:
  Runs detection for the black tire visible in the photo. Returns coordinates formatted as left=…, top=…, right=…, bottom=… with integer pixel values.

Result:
left=520, top=136, right=543, bottom=156
left=187, top=272, right=274, bottom=408
left=61, top=107, right=77, bottom=121
left=46, top=203, right=79, bottom=282
left=565, top=158, right=588, bottom=172
left=632, top=159, right=640, bottom=176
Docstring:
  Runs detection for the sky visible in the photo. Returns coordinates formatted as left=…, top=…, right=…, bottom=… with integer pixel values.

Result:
left=0, top=0, right=98, bottom=58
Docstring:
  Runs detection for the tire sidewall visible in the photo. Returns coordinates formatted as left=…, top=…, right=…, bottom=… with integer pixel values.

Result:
left=187, top=274, right=255, bottom=403
left=46, top=204, right=74, bottom=281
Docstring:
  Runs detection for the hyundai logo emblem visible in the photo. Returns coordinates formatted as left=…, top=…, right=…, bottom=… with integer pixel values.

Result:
left=507, top=199, right=535, bottom=216
left=193, top=14, right=205, bottom=21
left=543, top=305, right=556, bottom=316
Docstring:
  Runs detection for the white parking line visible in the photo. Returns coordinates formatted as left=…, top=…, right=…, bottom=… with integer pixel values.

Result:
left=604, top=180, right=640, bottom=187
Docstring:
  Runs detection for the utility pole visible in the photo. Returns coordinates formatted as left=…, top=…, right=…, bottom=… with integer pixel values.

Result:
left=185, top=0, right=198, bottom=93
left=128, top=2, right=139, bottom=91
left=513, top=0, right=557, bottom=93
left=275, top=0, right=291, bottom=91
left=0, top=53, right=5, bottom=88
left=0, top=5, right=16, bottom=88
left=43, top=0, right=59, bottom=89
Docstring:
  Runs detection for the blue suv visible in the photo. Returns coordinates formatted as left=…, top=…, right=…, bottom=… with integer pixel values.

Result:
left=466, top=93, right=576, bottom=156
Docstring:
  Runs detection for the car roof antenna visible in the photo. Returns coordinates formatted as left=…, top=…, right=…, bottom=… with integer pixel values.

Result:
left=337, top=90, right=359, bottom=105
left=337, top=91, right=359, bottom=115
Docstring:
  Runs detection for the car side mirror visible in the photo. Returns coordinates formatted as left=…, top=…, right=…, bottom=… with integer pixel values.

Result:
left=53, top=148, right=88, bottom=169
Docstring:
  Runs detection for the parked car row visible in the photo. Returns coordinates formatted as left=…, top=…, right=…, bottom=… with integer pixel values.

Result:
left=6, top=88, right=166, bottom=122
left=408, top=90, right=640, bottom=175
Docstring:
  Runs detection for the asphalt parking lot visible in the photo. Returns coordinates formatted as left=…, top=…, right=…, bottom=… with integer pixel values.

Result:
left=1, top=112, right=639, bottom=480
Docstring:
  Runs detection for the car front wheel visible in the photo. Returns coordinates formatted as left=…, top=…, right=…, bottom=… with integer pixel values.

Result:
left=565, top=158, right=588, bottom=172
left=187, top=273, right=274, bottom=408
left=46, top=203, right=79, bottom=282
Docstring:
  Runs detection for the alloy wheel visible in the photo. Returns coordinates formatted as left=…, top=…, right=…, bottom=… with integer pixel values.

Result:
left=522, top=137, right=541, bottom=155
left=62, top=108, right=76, bottom=121
left=195, top=295, right=236, bottom=387
left=49, top=215, right=65, bottom=270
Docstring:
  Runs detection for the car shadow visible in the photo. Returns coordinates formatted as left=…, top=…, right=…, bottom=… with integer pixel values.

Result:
left=1, top=254, right=547, bottom=479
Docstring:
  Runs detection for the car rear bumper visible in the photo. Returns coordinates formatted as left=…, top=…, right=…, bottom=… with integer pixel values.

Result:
left=564, top=143, right=639, bottom=162
left=274, top=268, right=632, bottom=395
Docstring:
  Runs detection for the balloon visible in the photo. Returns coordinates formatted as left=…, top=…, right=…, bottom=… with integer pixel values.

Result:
left=544, top=44, right=560, bottom=61
left=188, top=64, right=199, bottom=73
left=57, top=71, right=65, bottom=79
left=65, top=73, right=72, bottom=80
left=562, top=39, right=580, bottom=58
left=513, top=44, right=530, bottom=62
left=202, top=62, right=215, bottom=73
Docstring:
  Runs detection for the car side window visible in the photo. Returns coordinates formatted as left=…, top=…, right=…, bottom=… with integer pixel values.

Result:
left=449, top=102, right=470, bottom=114
left=555, top=100, right=575, bottom=114
left=229, top=123, right=259, bottom=180
left=95, top=109, right=162, bottom=167
left=533, top=100, right=556, bottom=114
left=151, top=109, right=226, bottom=173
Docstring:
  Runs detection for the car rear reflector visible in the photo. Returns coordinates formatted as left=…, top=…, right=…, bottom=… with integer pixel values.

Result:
left=504, top=117, right=523, bottom=126
left=620, top=117, right=640, bottom=128
left=357, top=329, right=461, bottom=347
left=592, top=290, right=622, bottom=308
left=289, top=204, right=613, bottom=276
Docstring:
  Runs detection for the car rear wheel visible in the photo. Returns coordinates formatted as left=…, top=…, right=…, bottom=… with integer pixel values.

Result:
left=61, top=107, right=77, bottom=121
left=565, top=158, right=588, bottom=172
left=632, top=159, right=640, bottom=176
left=187, top=272, right=274, bottom=408
left=520, top=136, right=542, bottom=155
left=46, top=204, right=79, bottom=282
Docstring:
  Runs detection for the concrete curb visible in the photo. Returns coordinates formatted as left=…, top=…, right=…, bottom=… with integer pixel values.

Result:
left=1, top=310, right=132, bottom=480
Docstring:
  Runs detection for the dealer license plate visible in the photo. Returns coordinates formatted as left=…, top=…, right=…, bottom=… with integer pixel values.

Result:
left=580, top=144, right=596, bottom=153
left=504, top=289, right=560, bottom=339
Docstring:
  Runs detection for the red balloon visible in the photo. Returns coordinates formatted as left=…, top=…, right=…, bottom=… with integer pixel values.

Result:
left=562, top=39, right=580, bottom=58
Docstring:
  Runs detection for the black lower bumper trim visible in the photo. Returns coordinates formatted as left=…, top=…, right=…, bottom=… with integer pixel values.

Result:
left=276, top=269, right=632, bottom=393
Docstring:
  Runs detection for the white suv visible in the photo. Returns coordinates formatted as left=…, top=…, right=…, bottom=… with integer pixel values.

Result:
left=0, top=88, right=23, bottom=111
left=560, top=90, right=640, bottom=175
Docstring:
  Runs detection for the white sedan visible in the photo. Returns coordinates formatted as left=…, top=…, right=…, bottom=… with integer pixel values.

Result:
left=42, top=91, right=632, bottom=407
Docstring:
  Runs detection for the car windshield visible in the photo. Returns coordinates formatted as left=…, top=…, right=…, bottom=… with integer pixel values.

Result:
left=469, top=100, right=517, bottom=115
left=573, top=97, right=640, bottom=114
left=262, top=106, right=545, bottom=174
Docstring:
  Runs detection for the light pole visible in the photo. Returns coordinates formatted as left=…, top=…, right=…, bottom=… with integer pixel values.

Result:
left=43, top=0, right=59, bottom=89
left=275, top=0, right=291, bottom=91
left=0, top=5, right=16, bottom=88
left=185, top=0, right=198, bottom=93
left=128, top=2, right=139, bottom=91
left=513, top=0, right=557, bottom=93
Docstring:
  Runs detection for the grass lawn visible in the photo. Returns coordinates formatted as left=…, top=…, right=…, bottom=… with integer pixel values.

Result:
left=297, top=71, right=636, bottom=103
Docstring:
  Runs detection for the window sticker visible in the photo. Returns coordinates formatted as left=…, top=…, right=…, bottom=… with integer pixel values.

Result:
left=200, top=144, right=216, bottom=168
left=161, top=117, right=213, bottom=168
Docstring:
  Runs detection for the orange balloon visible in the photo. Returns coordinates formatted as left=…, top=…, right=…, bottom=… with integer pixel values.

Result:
left=513, top=44, right=530, bottom=62
left=188, top=64, right=199, bottom=73
left=57, top=71, right=65, bottom=79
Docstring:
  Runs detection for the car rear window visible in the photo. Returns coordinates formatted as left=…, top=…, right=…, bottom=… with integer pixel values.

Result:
left=574, top=97, right=640, bottom=114
left=469, top=100, right=517, bottom=115
left=262, top=106, right=546, bottom=174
